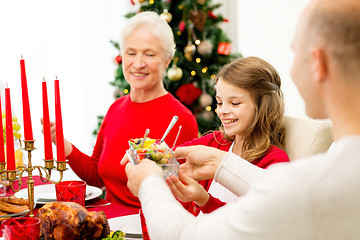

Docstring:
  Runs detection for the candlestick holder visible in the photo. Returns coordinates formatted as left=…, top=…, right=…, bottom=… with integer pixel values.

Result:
left=0, top=140, right=67, bottom=217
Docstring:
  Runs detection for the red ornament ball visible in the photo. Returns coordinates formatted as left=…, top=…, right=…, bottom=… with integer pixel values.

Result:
left=176, top=83, right=202, bottom=106
left=115, top=55, right=122, bottom=64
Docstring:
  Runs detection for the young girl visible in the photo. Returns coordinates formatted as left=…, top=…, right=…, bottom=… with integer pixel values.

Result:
left=168, top=56, right=289, bottom=214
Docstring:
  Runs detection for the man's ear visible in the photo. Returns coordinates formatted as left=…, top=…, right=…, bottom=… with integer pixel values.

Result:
left=310, top=48, right=328, bottom=83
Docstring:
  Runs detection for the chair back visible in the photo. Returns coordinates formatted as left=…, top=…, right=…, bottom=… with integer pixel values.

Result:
left=284, top=116, right=333, bottom=161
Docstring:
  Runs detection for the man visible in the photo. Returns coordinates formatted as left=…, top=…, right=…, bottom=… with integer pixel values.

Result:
left=122, top=0, right=360, bottom=239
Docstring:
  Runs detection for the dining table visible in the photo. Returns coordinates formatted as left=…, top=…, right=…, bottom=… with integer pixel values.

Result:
left=0, top=175, right=141, bottom=239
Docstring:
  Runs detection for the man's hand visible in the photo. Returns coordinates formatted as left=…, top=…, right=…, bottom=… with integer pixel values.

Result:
left=174, top=145, right=227, bottom=180
left=125, top=159, right=163, bottom=197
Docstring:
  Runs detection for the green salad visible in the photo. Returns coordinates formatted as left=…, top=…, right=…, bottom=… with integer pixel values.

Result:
left=101, top=230, right=126, bottom=240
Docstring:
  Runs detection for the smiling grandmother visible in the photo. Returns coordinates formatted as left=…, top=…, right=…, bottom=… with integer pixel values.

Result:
left=48, top=11, right=198, bottom=213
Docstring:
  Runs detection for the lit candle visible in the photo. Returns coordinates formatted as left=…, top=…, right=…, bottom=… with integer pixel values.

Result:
left=42, top=79, right=53, bottom=160
left=0, top=92, right=5, bottom=163
left=20, top=56, right=33, bottom=140
left=54, top=78, right=65, bottom=162
left=5, top=87, right=15, bottom=170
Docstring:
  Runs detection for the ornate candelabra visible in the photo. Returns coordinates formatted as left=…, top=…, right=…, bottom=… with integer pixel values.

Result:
left=0, top=140, right=67, bottom=217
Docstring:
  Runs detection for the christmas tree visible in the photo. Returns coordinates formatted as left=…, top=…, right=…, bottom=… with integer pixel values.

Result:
left=94, top=0, right=242, bottom=136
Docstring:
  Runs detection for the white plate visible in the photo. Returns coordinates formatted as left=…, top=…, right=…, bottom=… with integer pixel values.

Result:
left=108, top=214, right=142, bottom=235
left=14, top=184, right=103, bottom=204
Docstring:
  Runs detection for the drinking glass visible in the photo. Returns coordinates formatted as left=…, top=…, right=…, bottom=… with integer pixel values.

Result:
left=2, top=217, right=41, bottom=240
left=55, top=180, right=86, bottom=206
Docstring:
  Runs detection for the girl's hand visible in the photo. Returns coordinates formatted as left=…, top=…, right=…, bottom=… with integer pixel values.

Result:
left=166, top=168, right=210, bottom=207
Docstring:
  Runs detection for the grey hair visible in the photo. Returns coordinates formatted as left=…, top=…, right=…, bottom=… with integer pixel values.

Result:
left=120, top=11, right=175, bottom=60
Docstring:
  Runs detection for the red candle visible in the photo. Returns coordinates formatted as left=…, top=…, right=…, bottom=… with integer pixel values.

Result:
left=5, top=87, right=15, bottom=170
left=42, top=80, right=53, bottom=160
left=0, top=92, right=5, bottom=163
left=20, top=56, right=33, bottom=140
left=54, top=79, right=65, bottom=162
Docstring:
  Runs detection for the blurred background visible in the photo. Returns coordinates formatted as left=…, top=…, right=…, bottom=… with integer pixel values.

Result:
left=0, top=0, right=308, bottom=180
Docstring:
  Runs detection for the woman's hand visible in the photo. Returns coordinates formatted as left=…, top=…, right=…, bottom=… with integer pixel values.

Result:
left=166, top=169, right=210, bottom=207
left=40, top=118, right=73, bottom=157
left=125, top=158, right=163, bottom=197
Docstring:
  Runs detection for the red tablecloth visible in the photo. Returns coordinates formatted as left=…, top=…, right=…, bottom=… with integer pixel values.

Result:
left=1, top=175, right=139, bottom=237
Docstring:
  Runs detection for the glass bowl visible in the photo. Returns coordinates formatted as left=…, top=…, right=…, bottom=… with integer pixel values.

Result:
left=127, top=139, right=179, bottom=178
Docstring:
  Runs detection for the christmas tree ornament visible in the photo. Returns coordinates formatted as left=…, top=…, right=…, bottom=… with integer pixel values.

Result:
left=115, top=55, right=122, bottom=64
left=199, top=109, right=215, bottom=121
left=197, top=39, right=213, bottom=55
left=175, top=83, right=202, bottom=106
left=217, top=42, right=231, bottom=55
left=160, top=9, right=172, bottom=23
left=179, top=21, right=186, bottom=32
left=199, top=92, right=213, bottom=107
left=167, top=64, right=183, bottom=81
left=208, top=11, right=217, bottom=19
left=184, top=42, right=196, bottom=61
left=197, top=0, right=207, bottom=4
left=190, top=9, right=207, bottom=31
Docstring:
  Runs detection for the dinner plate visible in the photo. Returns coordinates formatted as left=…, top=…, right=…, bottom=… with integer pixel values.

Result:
left=108, top=213, right=142, bottom=236
left=14, top=184, right=103, bottom=204
left=0, top=210, right=30, bottom=219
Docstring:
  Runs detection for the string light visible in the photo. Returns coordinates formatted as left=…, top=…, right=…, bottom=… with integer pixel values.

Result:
left=124, top=89, right=129, bottom=94
left=202, top=67, right=208, bottom=73
left=191, top=70, right=196, bottom=76
left=177, top=31, right=182, bottom=36
left=196, top=58, right=201, bottom=63
left=211, top=74, right=216, bottom=79
left=206, top=106, right=212, bottom=111
left=195, top=39, right=201, bottom=45
left=149, top=0, right=154, bottom=4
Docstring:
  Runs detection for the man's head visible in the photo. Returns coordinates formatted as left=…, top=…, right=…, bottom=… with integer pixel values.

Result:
left=291, top=0, right=360, bottom=119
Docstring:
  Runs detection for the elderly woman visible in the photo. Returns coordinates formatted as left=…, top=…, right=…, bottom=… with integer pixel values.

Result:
left=47, top=12, right=198, bottom=214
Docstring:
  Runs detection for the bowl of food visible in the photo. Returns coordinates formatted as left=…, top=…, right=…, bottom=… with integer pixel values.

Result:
left=126, top=137, right=179, bottom=178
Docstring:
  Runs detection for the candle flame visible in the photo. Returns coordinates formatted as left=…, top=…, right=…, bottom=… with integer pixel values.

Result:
left=43, top=76, right=46, bottom=82
left=21, top=55, right=23, bottom=59
left=55, top=75, right=58, bottom=80
left=6, top=82, right=8, bottom=88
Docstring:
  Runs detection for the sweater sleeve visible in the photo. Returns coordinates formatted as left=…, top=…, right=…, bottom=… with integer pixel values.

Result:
left=215, top=152, right=266, bottom=196
left=199, top=194, right=226, bottom=213
left=66, top=124, right=105, bottom=188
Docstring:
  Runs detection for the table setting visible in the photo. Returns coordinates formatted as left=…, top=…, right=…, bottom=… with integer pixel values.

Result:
left=0, top=57, right=182, bottom=239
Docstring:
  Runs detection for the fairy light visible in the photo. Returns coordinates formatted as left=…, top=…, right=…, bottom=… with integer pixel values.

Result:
left=196, top=58, right=201, bottom=63
left=195, top=39, right=201, bottom=45
left=206, top=106, right=212, bottom=111
left=124, top=89, right=129, bottom=94
left=149, top=0, right=154, bottom=4
left=177, top=31, right=182, bottom=36
left=202, top=67, right=208, bottom=73
left=191, top=70, right=196, bottom=76
left=211, top=74, right=216, bottom=79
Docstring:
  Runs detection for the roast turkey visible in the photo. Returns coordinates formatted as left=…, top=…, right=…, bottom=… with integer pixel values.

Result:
left=38, top=201, right=110, bottom=240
